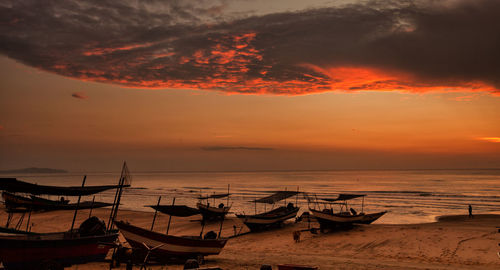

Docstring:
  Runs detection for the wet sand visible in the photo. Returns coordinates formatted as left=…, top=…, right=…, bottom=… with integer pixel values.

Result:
left=1, top=208, right=499, bottom=269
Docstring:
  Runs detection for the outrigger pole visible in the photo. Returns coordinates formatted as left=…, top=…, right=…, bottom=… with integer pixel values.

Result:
left=88, top=195, right=95, bottom=218
left=150, top=196, right=162, bottom=230
left=70, top=175, right=87, bottom=234
left=107, top=162, right=128, bottom=231
left=166, top=197, right=176, bottom=235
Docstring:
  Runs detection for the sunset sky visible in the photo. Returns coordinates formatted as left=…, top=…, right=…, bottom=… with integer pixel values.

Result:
left=1, top=0, right=499, bottom=171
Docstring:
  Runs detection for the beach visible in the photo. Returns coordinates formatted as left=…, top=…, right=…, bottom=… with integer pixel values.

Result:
left=1, top=208, right=499, bottom=270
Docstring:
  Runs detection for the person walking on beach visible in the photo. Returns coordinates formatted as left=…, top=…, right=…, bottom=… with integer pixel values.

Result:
left=468, top=204, right=473, bottom=218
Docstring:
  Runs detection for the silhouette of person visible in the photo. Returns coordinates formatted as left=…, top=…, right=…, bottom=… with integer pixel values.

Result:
left=468, top=204, right=473, bottom=218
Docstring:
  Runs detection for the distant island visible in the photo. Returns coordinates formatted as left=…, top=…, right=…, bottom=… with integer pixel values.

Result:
left=0, top=167, right=68, bottom=174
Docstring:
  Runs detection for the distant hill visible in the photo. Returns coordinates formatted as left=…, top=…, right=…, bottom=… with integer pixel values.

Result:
left=0, top=167, right=68, bottom=174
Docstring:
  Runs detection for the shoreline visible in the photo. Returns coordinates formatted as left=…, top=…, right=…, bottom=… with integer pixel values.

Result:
left=1, top=208, right=499, bottom=269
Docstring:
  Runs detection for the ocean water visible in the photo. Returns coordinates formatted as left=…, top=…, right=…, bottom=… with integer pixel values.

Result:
left=2, top=170, right=500, bottom=224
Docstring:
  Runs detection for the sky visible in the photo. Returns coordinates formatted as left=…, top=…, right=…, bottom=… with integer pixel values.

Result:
left=0, top=0, right=499, bottom=172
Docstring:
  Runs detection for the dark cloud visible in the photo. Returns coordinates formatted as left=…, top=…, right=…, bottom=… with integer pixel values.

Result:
left=1, top=0, right=499, bottom=94
left=201, top=146, right=274, bottom=151
left=71, top=92, right=88, bottom=99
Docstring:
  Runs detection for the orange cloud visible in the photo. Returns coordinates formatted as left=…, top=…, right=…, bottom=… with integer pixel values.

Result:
left=478, top=137, right=500, bottom=143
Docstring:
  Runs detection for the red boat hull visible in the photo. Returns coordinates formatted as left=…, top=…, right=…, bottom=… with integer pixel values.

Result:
left=0, top=231, right=118, bottom=269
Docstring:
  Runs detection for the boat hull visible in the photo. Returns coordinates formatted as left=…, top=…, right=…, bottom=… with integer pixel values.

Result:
left=114, top=221, right=227, bottom=260
left=309, top=209, right=386, bottom=229
left=2, top=191, right=112, bottom=212
left=236, top=206, right=299, bottom=231
left=197, top=202, right=230, bottom=220
left=0, top=231, right=118, bottom=269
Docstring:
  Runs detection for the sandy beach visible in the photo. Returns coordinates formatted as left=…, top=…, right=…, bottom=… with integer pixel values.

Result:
left=1, top=208, right=499, bottom=270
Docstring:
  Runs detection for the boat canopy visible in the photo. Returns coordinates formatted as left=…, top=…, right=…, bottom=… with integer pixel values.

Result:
left=0, top=178, right=129, bottom=196
left=253, top=191, right=300, bottom=204
left=198, top=193, right=230, bottom=200
left=149, top=205, right=200, bottom=217
left=321, top=194, right=365, bottom=202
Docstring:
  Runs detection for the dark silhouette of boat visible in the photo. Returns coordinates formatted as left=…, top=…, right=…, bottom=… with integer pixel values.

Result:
left=114, top=196, right=228, bottom=263
left=0, top=177, right=129, bottom=196
left=0, top=218, right=119, bottom=269
left=2, top=191, right=112, bottom=212
left=236, top=190, right=300, bottom=231
left=197, top=185, right=231, bottom=221
left=0, top=162, right=131, bottom=269
left=306, top=193, right=386, bottom=230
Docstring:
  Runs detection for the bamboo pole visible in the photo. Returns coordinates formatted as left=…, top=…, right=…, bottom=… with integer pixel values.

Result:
left=70, top=175, right=87, bottom=234
left=150, top=196, right=161, bottom=230
left=166, top=197, right=175, bottom=235
left=88, top=195, right=95, bottom=218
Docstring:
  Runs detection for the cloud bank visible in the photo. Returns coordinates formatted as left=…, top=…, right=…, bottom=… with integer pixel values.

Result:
left=1, top=0, right=499, bottom=95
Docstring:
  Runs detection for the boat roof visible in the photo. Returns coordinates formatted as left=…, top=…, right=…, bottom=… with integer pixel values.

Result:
left=321, top=194, right=366, bottom=202
left=253, top=191, right=300, bottom=204
left=0, top=178, right=128, bottom=196
left=198, top=193, right=231, bottom=200
left=149, top=205, right=200, bottom=217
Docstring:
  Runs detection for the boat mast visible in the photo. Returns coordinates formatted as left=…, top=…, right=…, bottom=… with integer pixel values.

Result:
left=166, top=197, right=176, bottom=235
left=88, top=195, right=95, bottom=218
left=70, top=175, right=87, bottom=234
left=296, top=186, right=299, bottom=206
left=150, top=196, right=161, bottom=230
left=107, top=162, right=128, bottom=231
left=227, top=184, right=230, bottom=206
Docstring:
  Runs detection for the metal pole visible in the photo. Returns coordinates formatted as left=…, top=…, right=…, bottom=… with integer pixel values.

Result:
left=166, top=198, right=175, bottom=235
left=70, top=175, right=87, bottom=234
left=150, top=196, right=161, bottom=230
left=88, top=195, right=95, bottom=218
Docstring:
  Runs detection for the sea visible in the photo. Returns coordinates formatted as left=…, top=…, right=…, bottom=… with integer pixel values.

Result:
left=2, top=170, right=500, bottom=224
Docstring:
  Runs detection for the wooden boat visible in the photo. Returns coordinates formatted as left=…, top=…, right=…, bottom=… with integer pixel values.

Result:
left=307, top=194, right=386, bottom=230
left=236, top=190, right=300, bottom=231
left=197, top=186, right=231, bottom=221
left=0, top=177, right=129, bottom=196
left=0, top=219, right=119, bottom=269
left=114, top=220, right=227, bottom=260
left=2, top=191, right=113, bottom=211
left=0, top=162, right=131, bottom=269
left=115, top=196, right=228, bottom=263
left=196, top=202, right=230, bottom=221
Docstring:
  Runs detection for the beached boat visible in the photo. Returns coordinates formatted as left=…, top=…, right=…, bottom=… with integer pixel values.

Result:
left=236, top=190, right=300, bottom=231
left=114, top=196, right=228, bottom=263
left=0, top=163, right=131, bottom=269
left=114, top=221, right=227, bottom=260
left=307, top=194, right=386, bottom=230
left=0, top=218, right=119, bottom=269
left=2, top=191, right=112, bottom=212
left=0, top=177, right=129, bottom=196
left=197, top=185, right=231, bottom=221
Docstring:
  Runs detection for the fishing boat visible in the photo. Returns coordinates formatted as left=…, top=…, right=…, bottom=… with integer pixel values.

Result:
left=0, top=218, right=119, bottom=269
left=114, top=196, right=228, bottom=263
left=236, top=190, right=300, bottom=231
left=2, top=191, right=112, bottom=212
left=0, top=177, right=129, bottom=196
left=197, top=185, right=231, bottom=221
left=0, top=162, right=131, bottom=269
left=307, top=193, right=386, bottom=230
